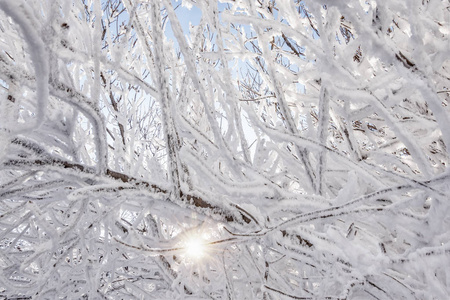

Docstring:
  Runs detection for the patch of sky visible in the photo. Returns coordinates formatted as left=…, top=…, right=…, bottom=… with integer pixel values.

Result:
left=164, top=0, right=202, bottom=49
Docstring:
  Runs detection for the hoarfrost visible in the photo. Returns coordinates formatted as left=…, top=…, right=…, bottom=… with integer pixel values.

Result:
left=0, top=0, right=449, bottom=299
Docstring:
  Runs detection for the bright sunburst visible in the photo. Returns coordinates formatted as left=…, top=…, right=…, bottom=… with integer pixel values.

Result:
left=184, top=236, right=206, bottom=260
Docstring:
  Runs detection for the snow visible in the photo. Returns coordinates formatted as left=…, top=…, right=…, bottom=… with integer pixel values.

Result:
left=0, top=1, right=49, bottom=131
left=0, top=0, right=449, bottom=299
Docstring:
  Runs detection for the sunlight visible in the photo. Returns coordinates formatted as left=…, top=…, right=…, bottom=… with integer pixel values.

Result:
left=184, top=236, right=206, bottom=260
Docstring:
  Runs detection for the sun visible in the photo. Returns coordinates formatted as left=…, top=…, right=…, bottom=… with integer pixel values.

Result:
left=177, top=222, right=224, bottom=263
left=184, top=236, right=206, bottom=260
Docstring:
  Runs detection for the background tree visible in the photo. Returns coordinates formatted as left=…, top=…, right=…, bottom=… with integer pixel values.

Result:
left=0, top=0, right=449, bottom=298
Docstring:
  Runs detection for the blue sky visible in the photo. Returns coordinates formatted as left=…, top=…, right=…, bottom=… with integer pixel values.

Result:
left=164, top=0, right=230, bottom=49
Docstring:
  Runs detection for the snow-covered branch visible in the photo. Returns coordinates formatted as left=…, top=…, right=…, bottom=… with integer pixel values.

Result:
left=0, top=0, right=449, bottom=298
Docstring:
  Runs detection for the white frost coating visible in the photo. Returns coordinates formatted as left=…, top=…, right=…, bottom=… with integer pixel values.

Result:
left=162, top=0, right=226, bottom=150
left=149, top=0, right=181, bottom=197
left=49, top=80, right=108, bottom=174
left=91, top=0, right=102, bottom=109
left=0, top=0, right=49, bottom=131
left=315, top=85, right=330, bottom=195
left=91, top=0, right=108, bottom=174
left=0, top=0, right=448, bottom=299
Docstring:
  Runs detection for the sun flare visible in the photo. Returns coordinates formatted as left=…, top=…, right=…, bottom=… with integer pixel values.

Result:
left=184, top=237, right=206, bottom=260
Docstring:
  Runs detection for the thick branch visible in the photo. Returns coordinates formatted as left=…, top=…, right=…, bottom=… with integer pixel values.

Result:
left=2, top=156, right=245, bottom=223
